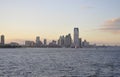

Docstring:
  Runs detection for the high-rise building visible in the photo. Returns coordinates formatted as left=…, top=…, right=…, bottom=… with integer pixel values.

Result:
left=44, top=39, right=47, bottom=45
left=36, top=36, right=42, bottom=46
left=64, top=34, right=72, bottom=47
left=36, top=36, right=40, bottom=43
left=58, top=36, right=65, bottom=47
left=79, top=38, right=82, bottom=48
left=74, top=28, right=79, bottom=48
left=1, top=35, right=5, bottom=45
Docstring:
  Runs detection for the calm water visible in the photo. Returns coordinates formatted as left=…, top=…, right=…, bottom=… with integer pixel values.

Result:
left=0, top=48, right=120, bottom=77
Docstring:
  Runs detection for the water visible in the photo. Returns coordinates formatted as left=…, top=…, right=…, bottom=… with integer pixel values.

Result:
left=0, top=48, right=120, bottom=77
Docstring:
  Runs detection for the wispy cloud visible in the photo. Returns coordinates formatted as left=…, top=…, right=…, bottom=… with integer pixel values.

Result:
left=99, top=17, right=120, bottom=33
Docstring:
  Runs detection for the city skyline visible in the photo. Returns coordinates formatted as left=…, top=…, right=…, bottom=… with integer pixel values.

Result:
left=0, top=0, right=120, bottom=45
left=0, top=27, right=118, bottom=47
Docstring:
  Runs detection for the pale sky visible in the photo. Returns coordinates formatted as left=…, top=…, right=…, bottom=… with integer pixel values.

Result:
left=0, top=0, right=120, bottom=45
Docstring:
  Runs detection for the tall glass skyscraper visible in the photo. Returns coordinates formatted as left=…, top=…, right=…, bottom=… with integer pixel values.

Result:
left=74, top=28, right=79, bottom=48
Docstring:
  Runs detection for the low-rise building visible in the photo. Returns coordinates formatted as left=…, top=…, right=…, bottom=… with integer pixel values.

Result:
left=25, top=41, right=35, bottom=47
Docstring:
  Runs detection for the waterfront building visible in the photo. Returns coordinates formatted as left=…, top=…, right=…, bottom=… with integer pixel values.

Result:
left=82, top=40, right=89, bottom=47
left=79, top=38, right=82, bottom=48
left=64, top=34, right=72, bottom=47
left=25, top=41, right=35, bottom=47
left=58, top=36, right=65, bottom=47
left=36, top=36, right=42, bottom=46
left=74, top=28, right=79, bottom=48
left=10, top=42, right=19, bottom=46
left=1, top=35, right=5, bottom=45
left=49, top=40, right=57, bottom=47
left=44, top=39, right=47, bottom=45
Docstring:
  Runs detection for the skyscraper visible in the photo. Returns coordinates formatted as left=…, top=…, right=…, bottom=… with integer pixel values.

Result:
left=36, top=36, right=42, bottom=46
left=79, top=38, right=82, bottom=48
left=58, top=35, right=65, bottom=47
left=44, top=39, right=47, bottom=45
left=74, top=28, right=79, bottom=48
left=64, top=34, right=72, bottom=47
left=36, top=36, right=40, bottom=43
left=1, top=35, right=5, bottom=45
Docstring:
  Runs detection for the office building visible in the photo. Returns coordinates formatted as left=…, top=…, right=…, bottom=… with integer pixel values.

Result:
left=64, top=34, right=72, bottom=47
left=25, top=41, right=35, bottom=47
left=1, top=35, right=5, bottom=45
left=10, top=42, right=19, bottom=46
left=82, top=40, right=89, bottom=47
left=36, top=36, right=42, bottom=46
left=44, top=39, right=47, bottom=45
left=58, top=36, right=65, bottom=47
left=74, top=28, right=79, bottom=48
left=49, top=40, right=57, bottom=47
left=36, top=36, right=40, bottom=44
left=79, top=38, right=82, bottom=47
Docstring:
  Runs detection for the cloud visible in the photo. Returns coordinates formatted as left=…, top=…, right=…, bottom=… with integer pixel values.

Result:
left=99, top=17, right=120, bottom=33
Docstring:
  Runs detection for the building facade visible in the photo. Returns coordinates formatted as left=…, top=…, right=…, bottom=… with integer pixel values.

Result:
left=58, top=36, right=65, bottom=47
left=74, top=28, right=79, bottom=48
left=64, top=34, right=72, bottom=47
left=79, top=38, right=82, bottom=48
left=44, top=39, right=47, bottom=45
left=36, top=36, right=42, bottom=46
left=25, top=41, right=35, bottom=47
left=82, top=40, right=89, bottom=47
left=1, top=35, right=5, bottom=45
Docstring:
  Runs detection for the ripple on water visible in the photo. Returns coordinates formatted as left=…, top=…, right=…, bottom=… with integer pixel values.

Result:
left=0, top=48, right=120, bottom=77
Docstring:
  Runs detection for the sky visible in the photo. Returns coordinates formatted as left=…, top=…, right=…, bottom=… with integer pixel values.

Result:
left=0, top=0, right=120, bottom=45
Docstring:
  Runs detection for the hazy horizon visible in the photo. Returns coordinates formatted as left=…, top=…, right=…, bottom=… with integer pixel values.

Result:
left=0, top=0, right=120, bottom=45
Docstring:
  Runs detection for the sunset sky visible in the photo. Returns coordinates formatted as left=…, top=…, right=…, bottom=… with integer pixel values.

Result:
left=0, top=0, right=120, bottom=45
